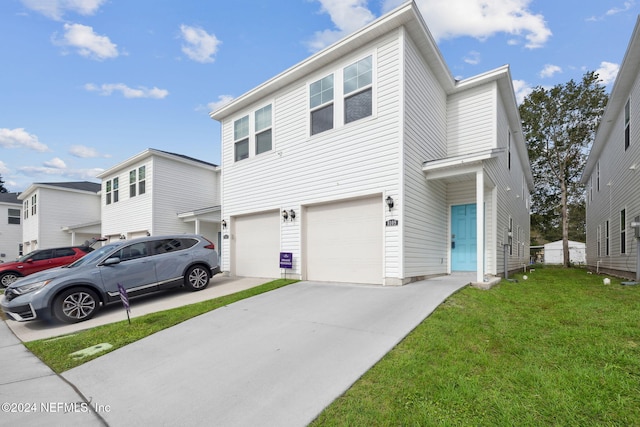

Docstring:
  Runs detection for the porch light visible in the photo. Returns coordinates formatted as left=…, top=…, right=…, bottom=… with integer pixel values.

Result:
left=289, top=209, right=296, bottom=220
left=385, top=196, right=394, bottom=211
left=282, top=210, right=289, bottom=221
left=221, top=219, right=227, bottom=229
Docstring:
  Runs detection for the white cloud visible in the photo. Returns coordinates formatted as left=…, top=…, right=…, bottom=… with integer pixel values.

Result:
left=464, top=51, right=481, bottom=65
left=0, top=160, right=9, bottom=175
left=44, top=157, right=67, bottom=169
left=383, top=0, right=552, bottom=49
left=19, top=165, right=104, bottom=180
left=69, top=145, right=111, bottom=158
left=595, top=61, right=620, bottom=85
left=85, top=83, right=169, bottom=99
left=512, top=79, right=533, bottom=104
left=54, top=23, right=119, bottom=60
left=539, top=64, right=562, bottom=78
left=207, top=95, right=235, bottom=113
left=606, top=1, right=635, bottom=16
left=180, top=25, right=221, bottom=63
left=21, top=0, right=106, bottom=21
left=0, top=128, right=50, bottom=152
left=306, top=0, right=376, bottom=51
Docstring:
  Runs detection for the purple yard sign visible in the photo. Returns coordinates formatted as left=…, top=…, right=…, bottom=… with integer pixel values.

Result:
left=117, top=283, right=130, bottom=312
left=279, top=252, right=293, bottom=269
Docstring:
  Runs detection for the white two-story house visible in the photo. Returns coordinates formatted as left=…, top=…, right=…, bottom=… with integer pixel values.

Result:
left=211, top=2, right=533, bottom=285
left=582, top=16, right=640, bottom=279
left=0, top=192, right=22, bottom=260
left=97, top=149, right=222, bottom=247
left=18, top=182, right=102, bottom=251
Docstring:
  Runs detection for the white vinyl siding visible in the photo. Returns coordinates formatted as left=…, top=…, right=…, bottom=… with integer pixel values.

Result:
left=447, top=83, right=496, bottom=157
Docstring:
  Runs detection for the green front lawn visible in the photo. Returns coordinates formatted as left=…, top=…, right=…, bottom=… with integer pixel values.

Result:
left=312, top=267, right=640, bottom=426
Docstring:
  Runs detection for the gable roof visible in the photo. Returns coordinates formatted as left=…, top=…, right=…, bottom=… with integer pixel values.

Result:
left=0, top=192, right=21, bottom=204
left=96, top=148, right=218, bottom=179
left=210, top=1, right=453, bottom=121
left=18, top=181, right=101, bottom=199
left=582, top=16, right=640, bottom=183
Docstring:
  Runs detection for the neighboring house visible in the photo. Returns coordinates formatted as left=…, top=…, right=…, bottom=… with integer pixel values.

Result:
left=0, top=192, right=22, bottom=261
left=97, top=149, right=221, bottom=247
left=581, top=16, right=640, bottom=279
left=18, top=182, right=101, bottom=252
left=543, top=240, right=586, bottom=265
left=210, top=2, right=533, bottom=285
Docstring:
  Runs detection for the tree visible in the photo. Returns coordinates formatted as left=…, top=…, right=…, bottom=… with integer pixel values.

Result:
left=0, top=174, right=7, bottom=193
left=520, top=71, right=608, bottom=267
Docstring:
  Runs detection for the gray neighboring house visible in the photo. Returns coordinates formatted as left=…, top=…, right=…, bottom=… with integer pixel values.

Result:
left=0, top=192, right=22, bottom=261
left=18, top=182, right=102, bottom=252
left=581, top=16, right=640, bottom=279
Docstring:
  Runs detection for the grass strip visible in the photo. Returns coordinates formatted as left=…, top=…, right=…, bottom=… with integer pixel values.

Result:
left=24, top=279, right=297, bottom=373
left=312, top=267, right=640, bottom=426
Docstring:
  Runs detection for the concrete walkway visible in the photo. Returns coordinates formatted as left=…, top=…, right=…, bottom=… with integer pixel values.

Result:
left=1, top=274, right=472, bottom=426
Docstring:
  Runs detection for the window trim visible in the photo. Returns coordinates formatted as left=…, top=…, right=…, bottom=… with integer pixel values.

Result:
left=232, top=103, right=274, bottom=162
left=310, top=74, right=335, bottom=136
left=625, top=98, right=630, bottom=151
left=8, top=208, right=20, bottom=225
left=621, top=209, right=627, bottom=254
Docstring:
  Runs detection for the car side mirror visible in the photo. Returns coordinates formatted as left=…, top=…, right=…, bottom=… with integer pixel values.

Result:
left=103, top=257, right=121, bottom=266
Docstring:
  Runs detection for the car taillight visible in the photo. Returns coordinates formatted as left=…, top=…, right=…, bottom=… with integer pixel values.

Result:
left=203, top=238, right=215, bottom=250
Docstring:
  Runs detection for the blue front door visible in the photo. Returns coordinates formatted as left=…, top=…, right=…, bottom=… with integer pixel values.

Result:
left=451, top=204, right=477, bottom=271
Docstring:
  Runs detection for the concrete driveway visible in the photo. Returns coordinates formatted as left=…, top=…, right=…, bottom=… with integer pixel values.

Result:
left=60, top=274, right=472, bottom=426
left=5, top=274, right=268, bottom=342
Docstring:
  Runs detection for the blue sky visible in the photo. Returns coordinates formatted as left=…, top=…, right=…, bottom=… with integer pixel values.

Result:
left=1, top=0, right=637, bottom=192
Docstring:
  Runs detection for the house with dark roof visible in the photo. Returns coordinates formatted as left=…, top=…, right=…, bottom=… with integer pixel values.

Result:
left=18, top=182, right=101, bottom=252
left=96, top=149, right=221, bottom=246
left=0, top=192, right=22, bottom=261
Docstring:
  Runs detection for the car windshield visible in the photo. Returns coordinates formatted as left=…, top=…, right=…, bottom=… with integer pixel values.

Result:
left=16, top=251, right=38, bottom=262
left=66, top=243, right=120, bottom=268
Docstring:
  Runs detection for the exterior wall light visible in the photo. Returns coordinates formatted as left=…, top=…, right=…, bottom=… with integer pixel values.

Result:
left=282, top=210, right=289, bottom=221
left=385, top=196, right=394, bottom=211
left=221, top=219, right=227, bottom=229
left=289, top=209, right=296, bottom=220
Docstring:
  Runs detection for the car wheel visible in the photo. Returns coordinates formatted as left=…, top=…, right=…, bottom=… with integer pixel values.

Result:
left=53, top=288, right=100, bottom=323
left=184, top=265, right=210, bottom=291
left=0, top=272, right=20, bottom=288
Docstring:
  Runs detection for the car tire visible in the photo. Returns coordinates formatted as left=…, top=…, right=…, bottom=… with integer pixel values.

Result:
left=53, top=287, right=100, bottom=323
left=0, top=272, right=20, bottom=288
left=184, top=265, right=210, bottom=291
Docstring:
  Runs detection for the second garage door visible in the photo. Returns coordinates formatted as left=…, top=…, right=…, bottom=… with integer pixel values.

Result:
left=305, top=196, right=383, bottom=284
left=233, top=210, right=280, bottom=278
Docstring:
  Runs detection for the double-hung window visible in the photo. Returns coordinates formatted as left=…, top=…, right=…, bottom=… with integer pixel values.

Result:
left=234, top=115, right=249, bottom=162
left=105, top=178, right=119, bottom=205
left=23, top=200, right=28, bottom=219
left=31, top=194, right=37, bottom=215
left=625, top=99, right=630, bottom=150
left=343, top=56, right=373, bottom=124
left=8, top=208, right=20, bottom=225
left=255, top=104, right=272, bottom=155
left=621, top=209, right=627, bottom=254
left=129, top=166, right=146, bottom=197
left=310, top=74, right=334, bottom=135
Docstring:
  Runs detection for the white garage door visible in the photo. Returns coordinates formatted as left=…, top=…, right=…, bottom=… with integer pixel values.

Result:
left=233, top=210, right=280, bottom=278
left=306, top=196, right=383, bottom=284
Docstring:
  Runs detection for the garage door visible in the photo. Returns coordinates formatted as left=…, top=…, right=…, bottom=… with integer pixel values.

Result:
left=233, top=210, right=280, bottom=278
left=306, top=196, right=383, bottom=284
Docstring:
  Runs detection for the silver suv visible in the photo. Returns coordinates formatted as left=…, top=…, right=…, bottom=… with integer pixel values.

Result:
left=1, top=234, right=220, bottom=324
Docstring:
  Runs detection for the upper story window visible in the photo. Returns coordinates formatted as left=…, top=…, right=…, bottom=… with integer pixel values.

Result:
left=23, top=200, right=28, bottom=219
left=310, top=74, right=334, bottom=135
left=343, top=55, right=372, bottom=124
left=233, top=104, right=274, bottom=162
left=625, top=98, right=630, bottom=151
left=255, top=104, right=272, bottom=155
left=31, top=194, right=37, bottom=216
left=8, top=208, right=20, bottom=225
left=507, top=131, right=512, bottom=170
left=105, top=177, right=119, bottom=205
left=129, top=166, right=146, bottom=198
left=621, top=209, right=627, bottom=254
left=234, top=115, right=249, bottom=162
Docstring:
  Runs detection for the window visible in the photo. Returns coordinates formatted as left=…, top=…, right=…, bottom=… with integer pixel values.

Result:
left=597, top=224, right=601, bottom=257
left=344, top=56, right=372, bottom=124
left=508, top=131, right=512, bottom=170
left=625, top=99, right=630, bottom=150
left=129, top=166, right=146, bottom=197
left=605, top=220, right=610, bottom=256
left=234, top=115, right=249, bottom=161
left=621, top=209, right=627, bottom=254
left=129, top=169, right=137, bottom=197
left=310, top=74, right=334, bottom=135
left=105, top=178, right=119, bottom=205
left=31, top=194, right=37, bottom=216
left=23, top=201, right=28, bottom=220
left=596, top=162, right=600, bottom=192
left=509, top=217, right=514, bottom=256
left=8, top=208, right=20, bottom=225
left=255, top=104, right=272, bottom=155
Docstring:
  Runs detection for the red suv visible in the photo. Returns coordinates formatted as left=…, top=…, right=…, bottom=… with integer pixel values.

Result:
left=0, top=246, right=94, bottom=288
